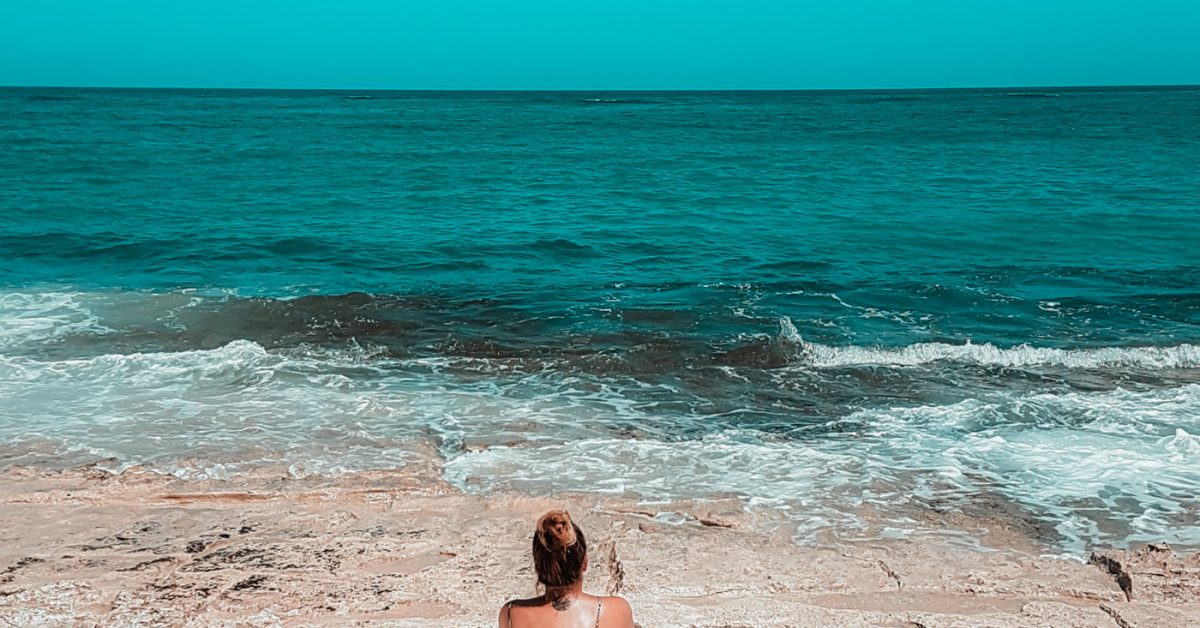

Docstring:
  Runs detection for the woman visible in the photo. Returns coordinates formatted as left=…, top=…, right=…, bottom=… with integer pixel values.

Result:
left=499, top=510, right=635, bottom=628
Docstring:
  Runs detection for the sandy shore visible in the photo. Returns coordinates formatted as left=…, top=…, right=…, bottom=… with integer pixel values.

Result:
left=1, top=464, right=1197, bottom=627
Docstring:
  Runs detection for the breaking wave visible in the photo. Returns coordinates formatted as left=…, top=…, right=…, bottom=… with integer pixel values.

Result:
left=798, top=338, right=1200, bottom=370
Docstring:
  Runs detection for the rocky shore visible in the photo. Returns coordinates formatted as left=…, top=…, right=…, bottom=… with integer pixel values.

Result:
left=1, top=465, right=1196, bottom=627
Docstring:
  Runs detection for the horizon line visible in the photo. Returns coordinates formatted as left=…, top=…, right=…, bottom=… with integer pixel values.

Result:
left=2, top=82, right=1197, bottom=93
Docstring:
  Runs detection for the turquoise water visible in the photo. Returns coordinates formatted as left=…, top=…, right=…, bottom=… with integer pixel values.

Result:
left=1, top=87, right=1198, bottom=553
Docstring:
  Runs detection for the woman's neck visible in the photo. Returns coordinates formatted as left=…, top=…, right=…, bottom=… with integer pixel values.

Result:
left=545, top=581, right=584, bottom=611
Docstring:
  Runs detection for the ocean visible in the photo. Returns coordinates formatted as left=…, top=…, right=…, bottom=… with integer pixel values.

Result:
left=1, top=86, right=1197, bottom=554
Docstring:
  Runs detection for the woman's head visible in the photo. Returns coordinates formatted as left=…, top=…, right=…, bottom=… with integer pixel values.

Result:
left=532, top=510, right=587, bottom=591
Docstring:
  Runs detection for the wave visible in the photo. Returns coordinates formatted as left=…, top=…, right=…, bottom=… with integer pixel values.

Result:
left=446, top=384, right=1200, bottom=553
left=0, top=339, right=423, bottom=480
left=0, top=292, right=112, bottom=350
left=776, top=317, right=1200, bottom=370
left=0, top=338, right=395, bottom=386
left=1001, top=92, right=1061, bottom=98
left=797, top=339, right=1200, bottom=370
left=525, top=237, right=599, bottom=259
left=2, top=329, right=1198, bottom=552
left=2, top=339, right=276, bottom=386
left=26, top=93, right=85, bottom=102
left=578, top=98, right=654, bottom=104
left=4, top=291, right=1199, bottom=376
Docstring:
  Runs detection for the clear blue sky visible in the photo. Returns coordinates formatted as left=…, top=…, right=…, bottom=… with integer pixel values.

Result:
left=1, top=1, right=1197, bottom=89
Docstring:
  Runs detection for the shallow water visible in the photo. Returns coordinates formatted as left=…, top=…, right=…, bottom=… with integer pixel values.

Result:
left=2, top=86, right=1198, bottom=554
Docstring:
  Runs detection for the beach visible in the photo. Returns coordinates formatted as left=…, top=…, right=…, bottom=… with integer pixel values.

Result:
left=2, top=87, right=1199, bottom=626
left=2, top=463, right=1197, bottom=627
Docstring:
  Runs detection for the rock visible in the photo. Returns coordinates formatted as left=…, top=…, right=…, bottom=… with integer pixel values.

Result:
left=1089, top=543, right=1200, bottom=603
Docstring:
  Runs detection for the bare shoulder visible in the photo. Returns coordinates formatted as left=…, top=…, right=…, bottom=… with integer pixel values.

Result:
left=599, top=595, right=634, bottom=627
left=497, top=598, right=533, bottom=627
left=498, top=597, right=545, bottom=626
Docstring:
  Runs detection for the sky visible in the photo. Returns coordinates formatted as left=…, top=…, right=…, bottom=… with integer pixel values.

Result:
left=1, top=1, right=1197, bottom=90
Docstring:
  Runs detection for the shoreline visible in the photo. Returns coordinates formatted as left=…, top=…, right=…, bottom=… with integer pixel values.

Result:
left=1, top=465, right=1196, bottom=626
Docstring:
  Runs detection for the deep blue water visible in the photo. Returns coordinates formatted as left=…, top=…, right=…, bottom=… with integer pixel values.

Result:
left=1, top=87, right=1198, bottom=552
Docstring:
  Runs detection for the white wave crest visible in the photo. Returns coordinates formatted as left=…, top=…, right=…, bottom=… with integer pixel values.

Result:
left=803, top=341, right=1200, bottom=369
left=0, top=339, right=274, bottom=387
left=775, top=318, right=1200, bottom=369
left=0, top=291, right=112, bottom=350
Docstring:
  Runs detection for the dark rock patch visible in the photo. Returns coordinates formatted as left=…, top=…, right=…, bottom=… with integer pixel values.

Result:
left=1090, top=543, right=1200, bottom=603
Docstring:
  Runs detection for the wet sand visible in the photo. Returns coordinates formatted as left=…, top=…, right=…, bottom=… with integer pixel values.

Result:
left=1, top=464, right=1197, bottom=627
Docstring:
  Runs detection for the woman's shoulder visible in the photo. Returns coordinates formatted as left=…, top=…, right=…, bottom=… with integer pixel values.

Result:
left=499, top=596, right=633, bottom=627
left=598, top=595, right=631, bottom=609
left=597, top=595, right=633, bottom=625
left=497, top=598, right=542, bottom=627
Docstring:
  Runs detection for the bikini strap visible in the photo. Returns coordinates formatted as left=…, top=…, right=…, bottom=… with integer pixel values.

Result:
left=594, top=599, right=603, bottom=628
left=505, top=602, right=512, bottom=628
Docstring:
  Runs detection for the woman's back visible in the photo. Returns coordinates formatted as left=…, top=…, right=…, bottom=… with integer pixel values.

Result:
left=499, top=511, right=634, bottom=628
left=501, top=593, right=633, bottom=628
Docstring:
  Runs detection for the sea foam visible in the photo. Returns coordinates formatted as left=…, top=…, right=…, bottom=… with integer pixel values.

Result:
left=779, top=318, right=1200, bottom=369
left=446, top=384, right=1200, bottom=554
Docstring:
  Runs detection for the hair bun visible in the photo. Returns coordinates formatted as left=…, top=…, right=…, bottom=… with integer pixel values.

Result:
left=536, top=510, right=577, bottom=552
